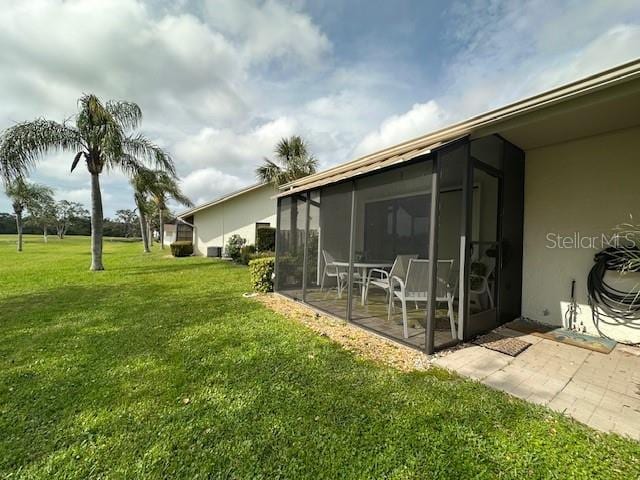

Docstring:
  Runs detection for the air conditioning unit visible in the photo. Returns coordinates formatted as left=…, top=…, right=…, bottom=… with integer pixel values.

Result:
left=206, top=246, right=222, bottom=258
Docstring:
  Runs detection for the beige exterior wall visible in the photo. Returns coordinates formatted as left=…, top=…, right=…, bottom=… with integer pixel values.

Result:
left=522, top=125, right=640, bottom=343
left=192, top=184, right=278, bottom=256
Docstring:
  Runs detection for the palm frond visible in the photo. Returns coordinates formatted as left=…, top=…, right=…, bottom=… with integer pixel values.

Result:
left=131, top=168, right=193, bottom=210
left=70, top=151, right=85, bottom=172
left=5, top=177, right=54, bottom=212
left=106, top=100, right=142, bottom=131
left=123, top=135, right=175, bottom=176
left=153, top=171, right=194, bottom=207
left=258, top=135, right=317, bottom=186
left=76, top=94, right=126, bottom=171
left=115, top=153, right=146, bottom=177
left=256, top=158, right=283, bottom=184
left=0, top=119, right=83, bottom=183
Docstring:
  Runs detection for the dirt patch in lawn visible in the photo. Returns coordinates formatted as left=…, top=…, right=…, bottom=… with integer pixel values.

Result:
left=255, top=293, right=440, bottom=372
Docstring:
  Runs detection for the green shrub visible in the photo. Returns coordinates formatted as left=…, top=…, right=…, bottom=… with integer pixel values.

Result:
left=248, top=257, right=275, bottom=293
left=239, top=244, right=257, bottom=265
left=256, top=227, right=276, bottom=252
left=225, top=234, right=246, bottom=261
left=249, top=251, right=275, bottom=262
left=170, top=241, right=193, bottom=257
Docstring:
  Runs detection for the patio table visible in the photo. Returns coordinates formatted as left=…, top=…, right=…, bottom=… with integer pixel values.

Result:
left=333, top=261, right=393, bottom=305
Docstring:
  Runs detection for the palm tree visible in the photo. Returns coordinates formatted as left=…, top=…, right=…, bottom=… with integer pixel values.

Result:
left=0, top=94, right=174, bottom=270
left=256, top=135, right=317, bottom=187
left=131, top=169, right=155, bottom=253
left=131, top=168, right=193, bottom=252
left=150, top=171, right=193, bottom=249
left=5, top=177, right=54, bottom=251
left=257, top=136, right=317, bottom=254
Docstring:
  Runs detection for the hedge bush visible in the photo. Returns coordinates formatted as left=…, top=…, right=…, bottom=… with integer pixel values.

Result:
left=256, top=227, right=276, bottom=252
left=170, top=241, right=193, bottom=257
left=239, top=244, right=257, bottom=265
left=225, top=234, right=246, bottom=261
left=248, top=257, right=275, bottom=293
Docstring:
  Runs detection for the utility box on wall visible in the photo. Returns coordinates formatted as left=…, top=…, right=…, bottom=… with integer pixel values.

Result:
left=207, top=246, right=222, bottom=258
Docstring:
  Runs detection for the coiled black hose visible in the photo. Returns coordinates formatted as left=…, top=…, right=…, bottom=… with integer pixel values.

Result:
left=587, top=246, right=640, bottom=345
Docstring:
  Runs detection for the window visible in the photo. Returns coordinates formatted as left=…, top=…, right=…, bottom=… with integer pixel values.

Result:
left=176, top=223, right=193, bottom=242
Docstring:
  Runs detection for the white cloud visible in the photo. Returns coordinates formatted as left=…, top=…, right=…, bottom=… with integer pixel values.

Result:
left=203, top=0, right=331, bottom=67
left=0, top=0, right=330, bottom=214
left=440, top=3, right=640, bottom=115
left=180, top=167, right=246, bottom=206
left=353, top=101, right=449, bottom=157
left=352, top=10, right=640, bottom=160
left=173, top=117, right=297, bottom=176
left=55, top=187, right=112, bottom=206
left=533, top=24, right=640, bottom=91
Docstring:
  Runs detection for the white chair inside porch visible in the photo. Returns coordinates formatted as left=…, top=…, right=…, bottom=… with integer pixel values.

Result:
left=388, top=259, right=456, bottom=339
left=469, top=256, right=495, bottom=310
left=320, top=250, right=345, bottom=297
left=320, top=250, right=363, bottom=299
left=363, top=254, right=418, bottom=304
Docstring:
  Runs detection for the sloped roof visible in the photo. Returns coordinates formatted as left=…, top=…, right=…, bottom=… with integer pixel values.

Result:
left=178, top=183, right=271, bottom=217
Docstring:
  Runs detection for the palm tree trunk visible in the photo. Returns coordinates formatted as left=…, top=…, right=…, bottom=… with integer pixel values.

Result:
left=159, top=209, right=165, bottom=249
left=90, top=172, right=105, bottom=271
left=15, top=210, right=23, bottom=252
left=141, top=214, right=150, bottom=253
left=135, top=199, right=150, bottom=253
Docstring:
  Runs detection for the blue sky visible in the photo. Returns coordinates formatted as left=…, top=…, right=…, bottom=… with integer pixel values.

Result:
left=1, top=0, right=639, bottom=215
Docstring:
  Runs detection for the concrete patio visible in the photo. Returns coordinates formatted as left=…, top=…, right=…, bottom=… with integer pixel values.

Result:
left=433, top=327, right=640, bottom=440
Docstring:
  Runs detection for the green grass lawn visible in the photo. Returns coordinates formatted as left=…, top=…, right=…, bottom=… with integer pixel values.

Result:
left=1, top=235, right=638, bottom=479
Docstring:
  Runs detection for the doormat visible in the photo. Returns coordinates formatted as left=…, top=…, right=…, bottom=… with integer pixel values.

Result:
left=505, top=319, right=616, bottom=354
left=472, top=332, right=532, bottom=357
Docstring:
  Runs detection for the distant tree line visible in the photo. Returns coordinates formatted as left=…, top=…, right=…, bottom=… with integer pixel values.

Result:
left=0, top=206, right=143, bottom=239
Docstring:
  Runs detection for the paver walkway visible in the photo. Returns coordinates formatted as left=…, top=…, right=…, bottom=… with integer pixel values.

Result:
left=433, top=327, right=640, bottom=440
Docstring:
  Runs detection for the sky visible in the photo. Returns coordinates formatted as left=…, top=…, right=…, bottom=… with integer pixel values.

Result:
left=1, top=0, right=639, bottom=216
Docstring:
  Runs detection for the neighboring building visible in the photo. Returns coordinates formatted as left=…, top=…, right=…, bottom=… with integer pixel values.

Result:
left=274, top=59, right=640, bottom=352
left=163, top=223, right=176, bottom=246
left=177, top=183, right=278, bottom=256
left=162, top=221, right=194, bottom=247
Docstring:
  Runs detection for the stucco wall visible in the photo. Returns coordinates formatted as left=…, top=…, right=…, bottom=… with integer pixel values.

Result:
left=522, top=125, right=640, bottom=343
left=192, top=184, right=278, bottom=256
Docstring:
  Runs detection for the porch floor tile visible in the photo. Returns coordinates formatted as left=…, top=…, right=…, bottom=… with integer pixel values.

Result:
left=433, top=329, right=640, bottom=441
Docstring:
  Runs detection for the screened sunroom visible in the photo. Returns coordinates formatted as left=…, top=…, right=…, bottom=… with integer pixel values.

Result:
left=274, top=135, right=525, bottom=353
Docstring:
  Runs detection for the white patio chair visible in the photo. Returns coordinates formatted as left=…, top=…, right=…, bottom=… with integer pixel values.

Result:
left=320, top=250, right=363, bottom=299
left=320, top=250, right=346, bottom=297
left=388, top=259, right=456, bottom=339
left=469, top=257, right=495, bottom=310
left=364, top=254, right=418, bottom=304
